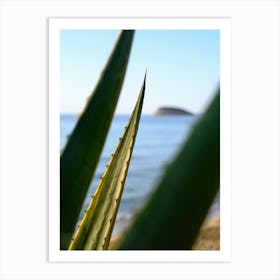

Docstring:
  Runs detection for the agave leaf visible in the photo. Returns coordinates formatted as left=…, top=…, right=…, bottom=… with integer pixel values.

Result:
left=68, top=74, right=146, bottom=250
left=118, top=88, right=220, bottom=250
left=60, top=30, right=134, bottom=249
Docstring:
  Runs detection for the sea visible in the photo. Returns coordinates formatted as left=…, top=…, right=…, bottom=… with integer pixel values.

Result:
left=60, top=114, right=220, bottom=237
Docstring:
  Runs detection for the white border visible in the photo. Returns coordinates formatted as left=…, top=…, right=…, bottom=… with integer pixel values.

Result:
left=49, top=18, right=231, bottom=262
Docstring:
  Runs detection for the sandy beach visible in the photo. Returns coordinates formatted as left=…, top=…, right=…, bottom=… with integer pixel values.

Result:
left=109, top=215, right=220, bottom=250
left=192, top=215, right=220, bottom=250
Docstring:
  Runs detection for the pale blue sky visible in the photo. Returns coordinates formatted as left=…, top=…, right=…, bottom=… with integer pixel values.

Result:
left=60, top=30, right=219, bottom=114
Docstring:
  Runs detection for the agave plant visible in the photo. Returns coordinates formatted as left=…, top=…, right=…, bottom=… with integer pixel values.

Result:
left=69, top=76, right=145, bottom=250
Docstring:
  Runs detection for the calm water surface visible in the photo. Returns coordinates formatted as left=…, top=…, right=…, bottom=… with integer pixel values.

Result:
left=60, top=114, right=219, bottom=236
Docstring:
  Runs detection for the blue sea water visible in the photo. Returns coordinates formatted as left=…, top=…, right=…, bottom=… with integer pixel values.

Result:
left=60, top=114, right=220, bottom=236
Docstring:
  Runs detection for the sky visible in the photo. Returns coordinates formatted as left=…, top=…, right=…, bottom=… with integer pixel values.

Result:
left=60, top=30, right=220, bottom=114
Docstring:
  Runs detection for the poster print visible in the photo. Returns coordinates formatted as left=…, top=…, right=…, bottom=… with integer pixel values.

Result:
left=49, top=18, right=231, bottom=262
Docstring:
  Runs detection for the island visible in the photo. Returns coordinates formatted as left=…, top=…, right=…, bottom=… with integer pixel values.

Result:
left=154, top=106, right=193, bottom=116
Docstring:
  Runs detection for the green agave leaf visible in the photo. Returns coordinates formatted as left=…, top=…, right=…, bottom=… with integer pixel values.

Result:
left=60, top=30, right=135, bottom=249
left=118, top=89, right=220, bottom=250
left=68, top=74, right=146, bottom=250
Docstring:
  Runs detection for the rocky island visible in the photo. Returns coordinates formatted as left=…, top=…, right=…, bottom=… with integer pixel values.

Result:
left=154, top=106, right=193, bottom=116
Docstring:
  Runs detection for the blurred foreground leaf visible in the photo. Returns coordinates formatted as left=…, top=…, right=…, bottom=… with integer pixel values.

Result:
left=118, top=88, right=220, bottom=250
left=60, top=31, right=134, bottom=249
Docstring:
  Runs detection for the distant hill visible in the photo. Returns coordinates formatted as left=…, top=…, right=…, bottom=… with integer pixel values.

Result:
left=154, top=106, right=193, bottom=116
